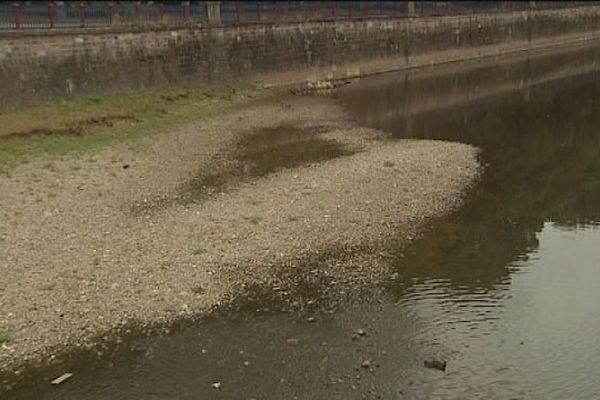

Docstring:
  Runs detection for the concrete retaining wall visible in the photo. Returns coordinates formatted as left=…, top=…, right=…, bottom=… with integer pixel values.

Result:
left=1, top=6, right=599, bottom=110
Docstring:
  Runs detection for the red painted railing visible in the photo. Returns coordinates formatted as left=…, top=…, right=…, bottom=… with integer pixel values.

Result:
left=0, top=1, right=597, bottom=31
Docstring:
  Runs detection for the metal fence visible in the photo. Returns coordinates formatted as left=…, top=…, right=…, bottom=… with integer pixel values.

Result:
left=0, top=1, right=596, bottom=31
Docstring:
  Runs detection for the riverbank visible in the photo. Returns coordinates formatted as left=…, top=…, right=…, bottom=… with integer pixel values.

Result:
left=0, top=92, right=479, bottom=382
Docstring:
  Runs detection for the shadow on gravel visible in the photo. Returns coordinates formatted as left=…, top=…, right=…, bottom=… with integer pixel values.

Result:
left=132, top=123, right=356, bottom=214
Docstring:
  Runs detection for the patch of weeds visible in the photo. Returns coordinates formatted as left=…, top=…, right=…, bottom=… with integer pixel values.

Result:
left=245, top=215, right=263, bottom=225
left=191, top=285, right=206, bottom=295
left=86, top=96, right=102, bottom=104
left=192, top=247, right=207, bottom=256
left=41, top=283, right=56, bottom=291
left=0, top=330, right=11, bottom=345
left=41, top=161, right=58, bottom=171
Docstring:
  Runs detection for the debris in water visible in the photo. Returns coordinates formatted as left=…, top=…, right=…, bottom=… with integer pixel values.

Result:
left=424, top=360, right=447, bottom=371
left=51, top=373, right=73, bottom=386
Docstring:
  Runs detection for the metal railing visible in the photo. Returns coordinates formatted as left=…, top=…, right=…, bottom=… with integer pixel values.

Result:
left=0, top=1, right=596, bottom=31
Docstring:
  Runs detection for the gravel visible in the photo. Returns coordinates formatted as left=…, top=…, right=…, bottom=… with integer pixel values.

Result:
left=0, top=94, right=479, bottom=377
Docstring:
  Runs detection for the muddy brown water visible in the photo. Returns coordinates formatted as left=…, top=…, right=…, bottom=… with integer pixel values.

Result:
left=132, top=123, right=354, bottom=214
left=6, top=44, right=600, bottom=399
left=184, top=123, right=354, bottom=201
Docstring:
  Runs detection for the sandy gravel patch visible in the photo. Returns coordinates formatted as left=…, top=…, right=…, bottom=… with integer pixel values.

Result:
left=0, top=95, right=479, bottom=377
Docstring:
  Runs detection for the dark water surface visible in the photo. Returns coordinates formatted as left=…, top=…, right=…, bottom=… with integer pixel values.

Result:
left=8, top=44, right=600, bottom=399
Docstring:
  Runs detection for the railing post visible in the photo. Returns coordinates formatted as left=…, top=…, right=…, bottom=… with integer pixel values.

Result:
left=49, top=1, right=56, bottom=28
left=236, top=1, right=242, bottom=23
left=182, top=1, right=190, bottom=23
left=259, top=2, right=265, bottom=22
left=407, top=1, right=416, bottom=17
left=135, top=0, right=140, bottom=21
left=14, top=2, right=21, bottom=29
left=80, top=1, right=87, bottom=28
left=206, top=1, right=221, bottom=26
left=276, top=1, right=282, bottom=22
left=108, top=1, right=114, bottom=25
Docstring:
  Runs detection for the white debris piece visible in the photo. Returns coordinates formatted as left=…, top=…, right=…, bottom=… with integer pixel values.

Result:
left=51, top=373, right=73, bottom=385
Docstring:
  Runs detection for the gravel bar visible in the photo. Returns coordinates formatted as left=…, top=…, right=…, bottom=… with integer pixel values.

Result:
left=0, top=95, right=479, bottom=378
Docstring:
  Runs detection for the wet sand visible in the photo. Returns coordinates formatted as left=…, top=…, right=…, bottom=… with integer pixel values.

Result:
left=0, top=94, right=479, bottom=379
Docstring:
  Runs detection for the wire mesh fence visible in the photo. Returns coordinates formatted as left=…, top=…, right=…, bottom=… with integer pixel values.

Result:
left=0, top=1, right=597, bottom=31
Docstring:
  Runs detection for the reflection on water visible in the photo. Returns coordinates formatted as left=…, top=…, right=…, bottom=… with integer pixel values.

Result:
left=7, top=45, right=600, bottom=399
left=395, top=224, right=600, bottom=399
left=341, top=43, right=600, bottom=292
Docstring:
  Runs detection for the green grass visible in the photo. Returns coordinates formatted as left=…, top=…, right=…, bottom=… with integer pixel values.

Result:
left=0, top=83, right=258, bottom=173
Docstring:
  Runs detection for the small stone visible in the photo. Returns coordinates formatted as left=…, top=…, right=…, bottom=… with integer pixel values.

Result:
left=423, top=360, right=447, bottom=371
left=212, top=382, right=221, bottom=389
left=355, top=329, right=366, bottom=336
left=307, top=317, right=316, bottom=322
left=361, top=360, right=371, bottom=368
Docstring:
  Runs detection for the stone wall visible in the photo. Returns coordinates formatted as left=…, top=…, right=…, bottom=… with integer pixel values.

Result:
left=1, top=6, right=599, bottom=110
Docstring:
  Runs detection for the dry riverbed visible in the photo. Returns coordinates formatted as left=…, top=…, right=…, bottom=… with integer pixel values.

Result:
left=0, top=93, right=479, bottom=382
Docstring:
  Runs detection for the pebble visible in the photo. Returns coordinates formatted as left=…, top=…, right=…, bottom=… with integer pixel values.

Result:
left=423, top=360, right=447, bottom=371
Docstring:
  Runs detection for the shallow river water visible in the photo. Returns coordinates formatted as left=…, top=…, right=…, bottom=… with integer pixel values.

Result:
left=7, top=43, right=600, bottom=399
